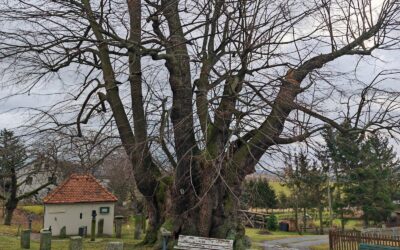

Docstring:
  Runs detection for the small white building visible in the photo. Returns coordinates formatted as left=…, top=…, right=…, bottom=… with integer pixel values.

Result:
left=43, top=174, right=118, bottom=236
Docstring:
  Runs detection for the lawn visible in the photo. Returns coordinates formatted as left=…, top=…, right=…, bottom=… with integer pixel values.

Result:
left=0, top=235, right=146, bottom=250
left=0, top=215, right=323, bottom=250
left=310, top=243, right=329, bottom=250
left=0, top=216, right=148, bottom=250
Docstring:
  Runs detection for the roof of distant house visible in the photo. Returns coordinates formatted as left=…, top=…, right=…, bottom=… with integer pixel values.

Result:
left=43, top=174, right=118, bottom=204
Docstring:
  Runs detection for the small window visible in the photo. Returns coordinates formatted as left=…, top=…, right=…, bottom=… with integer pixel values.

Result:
left=80, top=213, right=82, bottom=219
left=99, top=207, right=110, bottom=214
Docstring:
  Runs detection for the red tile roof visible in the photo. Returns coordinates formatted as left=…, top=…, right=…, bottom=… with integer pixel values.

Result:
left=43, top=174, right=118, bottom=204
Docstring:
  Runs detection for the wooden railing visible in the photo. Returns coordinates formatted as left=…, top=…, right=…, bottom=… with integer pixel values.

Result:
left=238, top=210, right=269, bottom=228
left=329, top=230, right=400, bottom=250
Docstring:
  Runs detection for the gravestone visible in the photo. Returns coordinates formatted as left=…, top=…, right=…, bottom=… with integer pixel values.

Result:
left=106, top=242, right=123, bottom=250
left=40, top=229, right=52, bottom=250
left=69, top=236, right=82, bottom=250
left=21, top=229, right=31, bottom=249
left=115, top=216, right=124, bottom=238
left=60, top=226, right=67, bottom=238
left=134, top=214, right=142, bottom=239
left=78, top=226, right=87, bottom=237
left=98, top=219, right=104, bottom=236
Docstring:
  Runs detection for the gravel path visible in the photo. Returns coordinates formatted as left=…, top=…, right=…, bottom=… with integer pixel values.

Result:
left=264, top=235, right=329, bottom=250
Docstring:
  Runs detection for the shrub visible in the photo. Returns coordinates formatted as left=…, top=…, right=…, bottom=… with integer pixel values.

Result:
left=267, top=214, right=278, bottom=231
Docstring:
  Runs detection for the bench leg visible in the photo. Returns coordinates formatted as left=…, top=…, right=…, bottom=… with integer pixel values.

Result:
left=162, top=236, right=169, bottom=250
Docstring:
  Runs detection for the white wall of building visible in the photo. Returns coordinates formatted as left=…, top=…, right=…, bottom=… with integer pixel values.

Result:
left=44, top=202, right=116, bottom=236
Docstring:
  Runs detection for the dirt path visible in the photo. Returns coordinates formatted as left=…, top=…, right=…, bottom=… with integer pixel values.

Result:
left=264, top=235, right=328, bottom=250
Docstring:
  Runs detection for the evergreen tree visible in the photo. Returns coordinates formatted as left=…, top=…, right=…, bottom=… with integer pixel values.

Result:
left=324, top=124, right=398, bottom=226
left=0, top=129, right=55, bottom=225
left=242, top=178, right=277, bottom=211
left=0, top=129, right=27, bottom=225
left=344, top=134, right=397, bottom=225
left=278, top=192, right=289, bottom=211
left=323, top=122, right=361, bottom=229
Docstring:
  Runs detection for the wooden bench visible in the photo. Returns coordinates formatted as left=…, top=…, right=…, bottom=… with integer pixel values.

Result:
left=174, top=235, right=234, bottom=250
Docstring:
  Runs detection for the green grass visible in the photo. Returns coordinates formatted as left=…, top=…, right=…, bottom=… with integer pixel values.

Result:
left=245, top=227, right=309, bottom=242
left=0, top=235, right=145, bottom=250
left=0, top=224, right=20, bottom=236
left=0, top=226, right=319, bottom=250
left=310, top=243, right=329, bottom=250
left=270, top=181, right=291, bottom=196
left=0, top=216, right=149, bottom=250
left=0, top=216, right=324, bottom=250
left=19, top=205, right=44, bottom=216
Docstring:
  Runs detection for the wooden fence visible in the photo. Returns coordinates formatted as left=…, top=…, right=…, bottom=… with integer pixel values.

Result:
left=238, top=210, right=269, bottom=228
left=329, top=230, right=400, bottom=250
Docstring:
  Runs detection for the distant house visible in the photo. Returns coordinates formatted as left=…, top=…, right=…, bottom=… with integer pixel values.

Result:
left=43, top=174, right=118, bottom=236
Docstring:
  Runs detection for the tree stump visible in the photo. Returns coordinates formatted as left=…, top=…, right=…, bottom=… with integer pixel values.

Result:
left=40, top=230, right=52, bottom=250
left=60, top=226, right=67, bottom=238
left=106, top=242, right=123, bottom=250
left=20, top=229, right=31, bottom=249
left=69, top=236, right=82, bottom=250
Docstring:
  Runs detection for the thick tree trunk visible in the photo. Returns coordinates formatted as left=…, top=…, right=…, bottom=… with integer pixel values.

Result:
left=169, top=163, right=250, bottom=250
left=3, top=198, right=17, bottom=225
left=174, top=194, right=246, bottom=248
left=4, top=167, right=18, bottom=226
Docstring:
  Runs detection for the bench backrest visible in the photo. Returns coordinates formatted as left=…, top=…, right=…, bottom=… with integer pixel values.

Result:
left=175, top=235, right=234, bottom=250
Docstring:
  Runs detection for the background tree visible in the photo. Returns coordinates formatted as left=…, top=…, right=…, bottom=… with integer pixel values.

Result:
left=324, top=124, right=399, bottom=226
left=344, top=134, right=397, bottom=226
left=103, top=149, right=135, bottom=206
left=277, top=192, right=289, bottom=212
left=304, top=160, right=328, bottom=234
left=0, top=129, right=55, bottom=225
left=323, top=122, right=360, bottom=229
left=242, top=178, right=277, bottom=212
left=285, top=152, right=328, bottom=233
left=284, top=152, right=307, bottom=233
left=0, top=0, right=399, bottom=246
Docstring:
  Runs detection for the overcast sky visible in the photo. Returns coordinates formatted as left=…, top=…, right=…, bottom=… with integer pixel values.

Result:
left=0, top=1, right=399, bottom=173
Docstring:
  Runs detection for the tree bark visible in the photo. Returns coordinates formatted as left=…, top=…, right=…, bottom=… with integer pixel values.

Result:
left=170, top=166, right=248, bottom=249
left=4, top=167, right=18, bottom=225
left=3, top=199, right=17, bottom=225
left=303, top=207, right=307, bottom=233
left=318, top=205, right=324, bottom=235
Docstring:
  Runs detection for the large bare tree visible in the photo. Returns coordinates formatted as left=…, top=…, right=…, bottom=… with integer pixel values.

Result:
left=0, top=0, right=400, bottom=247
